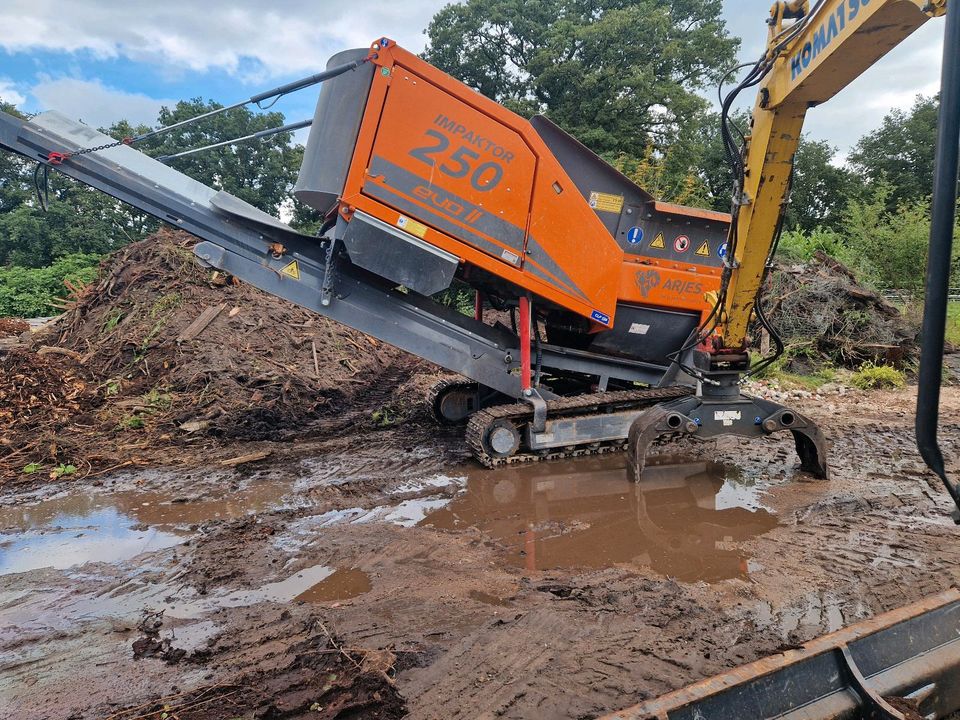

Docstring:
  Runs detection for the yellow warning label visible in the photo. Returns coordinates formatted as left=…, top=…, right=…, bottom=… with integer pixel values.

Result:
left=650, top=233, right=666, bottom=250
left=696, top=241, right=710, bottom=257
left=397, top=215, right=428, bottom=239
left=280, top=260, right=300, bottom=280
left=588, top=191, right=625, bottom=214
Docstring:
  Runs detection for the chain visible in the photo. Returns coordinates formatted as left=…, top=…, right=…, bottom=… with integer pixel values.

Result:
left=48, top=136, right=134, bottom=165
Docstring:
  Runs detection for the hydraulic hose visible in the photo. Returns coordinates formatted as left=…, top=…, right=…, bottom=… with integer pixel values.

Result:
left=916, top=4, right=960, bottom=518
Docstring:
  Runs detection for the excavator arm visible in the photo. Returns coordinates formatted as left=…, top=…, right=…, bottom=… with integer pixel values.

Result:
left=629, top=0, right=960, bottom=517
left=722, top=0, right=944, bottom=347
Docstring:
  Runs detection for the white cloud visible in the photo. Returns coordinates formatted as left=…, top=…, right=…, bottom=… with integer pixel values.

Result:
left=721, top=1, right=945, bottom=156
left=0, top=0, right=442, bottom=79
left=30, top=78, right=175, bottom=129
left=0, top=78, right=26, bottom=106
left=0, top=0, right=947, bottom=157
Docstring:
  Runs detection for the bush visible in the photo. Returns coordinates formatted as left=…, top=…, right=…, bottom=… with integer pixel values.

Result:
left=0, top=253, right=101, bottom=317
left=850, top=361, right=905, bottom=390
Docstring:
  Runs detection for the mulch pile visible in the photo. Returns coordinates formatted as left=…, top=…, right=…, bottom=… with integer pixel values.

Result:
left=0, top=228, right=427, bottom=483
left=0, top=318, right=29, bottom=337
left=761, top=251, right=919, bottom=369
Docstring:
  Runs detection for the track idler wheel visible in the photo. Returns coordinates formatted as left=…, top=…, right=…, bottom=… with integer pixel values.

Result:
left=429, top=379, right=481, bottom=426
left=482, top=418, right=522, bottom=459
left=627, top=393, right=829, bottom=480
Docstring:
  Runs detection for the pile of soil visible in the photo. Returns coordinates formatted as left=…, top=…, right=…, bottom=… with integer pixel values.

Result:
left=0, top=228, right=428, bottom=482
left=0, top=318, right=29, bottom=337
left=762, top=251, right=919, bottom=369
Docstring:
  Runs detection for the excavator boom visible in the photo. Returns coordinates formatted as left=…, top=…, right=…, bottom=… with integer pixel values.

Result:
left=628, top=0, right=960, bottom=519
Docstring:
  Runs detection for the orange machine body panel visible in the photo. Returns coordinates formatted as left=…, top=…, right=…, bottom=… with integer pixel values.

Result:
left=339, top=41, right=727, bottom=329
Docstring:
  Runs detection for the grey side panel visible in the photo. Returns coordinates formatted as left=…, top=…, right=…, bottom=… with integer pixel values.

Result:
left=342, top=210, right=458, bottom=296
left=294, top=48, right=374, bottom=213
left=530, top=114, right=654, bottom=238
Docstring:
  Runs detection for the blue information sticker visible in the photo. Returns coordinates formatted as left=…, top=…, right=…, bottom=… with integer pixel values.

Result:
left=591, top=310, right=611, bottom=325
left=717, top=242, right=728, bottom=259
left=626, top=227, right=644, bottom=245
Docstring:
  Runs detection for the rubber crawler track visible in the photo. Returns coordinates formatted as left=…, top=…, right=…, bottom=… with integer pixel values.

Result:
left=466, top=385, right=693, bottom=468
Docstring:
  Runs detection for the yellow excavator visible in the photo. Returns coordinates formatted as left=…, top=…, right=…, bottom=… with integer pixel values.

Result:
left=628, top=0, right=960, bottom=520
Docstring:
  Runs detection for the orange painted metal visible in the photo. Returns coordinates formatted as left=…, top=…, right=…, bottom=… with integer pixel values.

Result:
left=340, top=39, right=726, bottom=328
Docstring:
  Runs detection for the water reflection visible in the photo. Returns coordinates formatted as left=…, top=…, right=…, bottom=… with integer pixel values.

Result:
left=0, top=481, right=292, bottom=575
left=420, top=455, right=778, bottom=583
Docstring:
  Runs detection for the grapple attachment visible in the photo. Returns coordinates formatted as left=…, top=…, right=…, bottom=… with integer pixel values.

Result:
left=628, top=353, right=828, bottom=480
left=628, top=392, right=828, bottom=479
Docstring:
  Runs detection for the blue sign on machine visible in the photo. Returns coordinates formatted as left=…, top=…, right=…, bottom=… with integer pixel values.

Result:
left=626, top=226, right=644, bottom=245
left=717, top=242, right=729, bottom=259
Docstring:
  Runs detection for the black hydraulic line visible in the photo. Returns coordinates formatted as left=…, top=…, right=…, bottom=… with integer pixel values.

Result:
left=917, top=5, right=960, bottom=518
left=41, top=54, right=372, bottom=168
left=135, top=55, right=371, bottom=142
left=157, top=118, right=313, bottom=162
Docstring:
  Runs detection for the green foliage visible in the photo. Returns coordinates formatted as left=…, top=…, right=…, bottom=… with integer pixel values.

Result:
left=424, top=0, right=738, bottom=162
left=51, top=463, right=78, bottom=479
left=840, top=183, right=953, bottom=291
left=849, top=94, right=940, bottom=211
left=0, top=253, right=100, bottom=317
left=850, top=362, right=905, bottom=390
left=120, top=415, right=146, bottom=430
left=434, top=284, right=476, bottom=316
left=784, top=139, right=864, bottom=232
left=22, top=462, right=42, bottom=474
left=776, top=227, right=849, bottom=263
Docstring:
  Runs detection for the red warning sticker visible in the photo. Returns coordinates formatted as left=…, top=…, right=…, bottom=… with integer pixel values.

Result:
left=674, top=235, right=690, bottom=253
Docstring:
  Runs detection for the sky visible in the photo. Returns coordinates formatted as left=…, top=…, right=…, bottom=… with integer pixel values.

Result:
left=0, top=0, right=945, bottom=160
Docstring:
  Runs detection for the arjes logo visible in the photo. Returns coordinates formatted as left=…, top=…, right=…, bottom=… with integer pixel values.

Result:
left=636, top=269, right=661, bottom=298
left=636, top=269, right=704, bottom=299
left=413, top=185, right=483, bottom=224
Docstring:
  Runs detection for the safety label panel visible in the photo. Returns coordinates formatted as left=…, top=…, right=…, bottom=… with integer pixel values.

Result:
left=397, top=215, right=428, bottom=239
left=588, top=191, right=625, bottom=214
left=674, top=235, right=690, bottom=253
left=280, top=261, right=301, bottom=280
left=650, top=233, right=666, bottom=250
left=696, top=241, right=710, bottom=257
left=626, top=226, right=644, bottom=244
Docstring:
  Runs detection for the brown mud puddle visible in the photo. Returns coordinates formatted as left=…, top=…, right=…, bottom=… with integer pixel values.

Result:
left=418, top=455, right=777, bottom=582
left=0, top=479, right=294, bottom=575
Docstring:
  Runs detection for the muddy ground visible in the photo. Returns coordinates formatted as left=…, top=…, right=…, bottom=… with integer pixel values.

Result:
left=2, top=378, right=960, bottom=719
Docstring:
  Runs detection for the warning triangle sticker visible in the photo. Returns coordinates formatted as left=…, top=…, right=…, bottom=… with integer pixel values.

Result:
left=650, top=233, right=666, bottom=250
left=696, top=241, right=710, bottom=257
left=280, top=260, right=301, bottom=280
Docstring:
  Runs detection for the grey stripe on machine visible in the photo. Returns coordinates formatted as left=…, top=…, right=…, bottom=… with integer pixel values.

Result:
left=369, top=155, right=525, bottom=253
left=524, top=234, right=590, bottom=302
left=363, top=180, right=521, bottom=266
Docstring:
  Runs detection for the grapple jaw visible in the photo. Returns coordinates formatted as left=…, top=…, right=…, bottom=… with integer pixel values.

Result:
left=627, top=391, right=829, bottom=480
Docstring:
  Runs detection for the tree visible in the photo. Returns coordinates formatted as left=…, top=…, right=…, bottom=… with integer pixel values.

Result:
left=0, top=98, right=304, bottom=267
left=108, top=99, right=301, bottom=216
left=784, top=138, right=862, bottom=233
left=692, top=110, right=861, bottom=231
left=423, top=0, right=739, bottom=160
left=848, top=94, right=939, bottom=210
